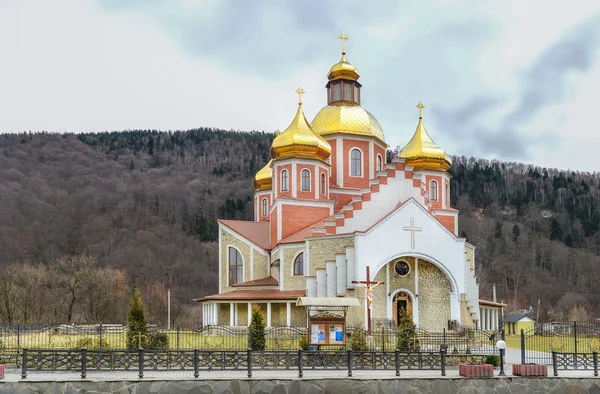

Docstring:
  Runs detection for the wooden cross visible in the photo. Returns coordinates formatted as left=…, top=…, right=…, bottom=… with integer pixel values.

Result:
left=338, top=33, right=349, bottom=54
left=352, top=266, right=384, bottom=332
left=416, top=102, right=425, bottom=118
left=403, top=217, right=422, bottom=249
left=296, top=86, right=305, bottom=104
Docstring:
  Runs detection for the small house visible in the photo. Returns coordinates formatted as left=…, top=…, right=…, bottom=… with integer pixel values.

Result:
left=503, top=313, right=536, bottom=335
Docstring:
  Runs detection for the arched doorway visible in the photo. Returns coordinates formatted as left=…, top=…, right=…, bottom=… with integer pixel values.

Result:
left=392, top=291, right=413, bottom=326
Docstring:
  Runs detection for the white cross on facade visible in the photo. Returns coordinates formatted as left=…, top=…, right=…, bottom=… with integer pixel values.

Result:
left=403, top=217, right=422, bottom=249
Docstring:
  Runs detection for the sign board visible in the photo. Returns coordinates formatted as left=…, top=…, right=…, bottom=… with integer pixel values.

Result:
left=309, top=316, right=345, bottom=346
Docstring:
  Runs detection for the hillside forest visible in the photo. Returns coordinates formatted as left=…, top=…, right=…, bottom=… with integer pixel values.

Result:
left=0, top=130, right=599, bottom=326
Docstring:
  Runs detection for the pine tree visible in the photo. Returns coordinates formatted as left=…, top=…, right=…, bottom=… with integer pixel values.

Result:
left=396, top=310, right=420, bottom=351
left=127, top=286, right=149, bottom=349
left=248, top=307, right=266, bottom=351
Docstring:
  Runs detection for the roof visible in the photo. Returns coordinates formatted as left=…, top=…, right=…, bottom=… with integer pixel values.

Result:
left=231, top=276, right=278, bottom=288
left=503, top=313, right=534, bottom=323
left=219, top=220, right=270, bottom=250
left=296, top=297, right=361, bottom=307
left=194, top=289, right=305, bottom=303
left=479, top=299, right=508, bottom=307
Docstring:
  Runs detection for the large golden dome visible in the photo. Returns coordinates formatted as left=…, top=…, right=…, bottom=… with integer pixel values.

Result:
left=271, top=90, right=331, bottom=162
left=400, top=102, right=452, bottom=171
left=328, top=54, right=360, bottom=82
left=254, top=159, right=272, bottom=191
left=311, top=102, right=386, bottom=145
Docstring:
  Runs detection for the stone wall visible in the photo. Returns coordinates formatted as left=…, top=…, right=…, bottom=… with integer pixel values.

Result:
left=282, top=247, right=305, bottom=290
left=220, top=228, right=270, bottom=292
left=3, top=377, right=600, bottom=393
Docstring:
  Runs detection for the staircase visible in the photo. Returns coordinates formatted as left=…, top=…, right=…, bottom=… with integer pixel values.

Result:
left=306, top=247, right=357, bottom=298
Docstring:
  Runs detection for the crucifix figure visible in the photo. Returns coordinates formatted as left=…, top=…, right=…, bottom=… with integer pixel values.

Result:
left=296, top=86, right=305, bottom=105
left=403, top=217, right=422, bottom=249
left=338, top=33, right=349, bottom=54
left=352, top=266, right=384, bottom=332
left=416, top=101, right=425, bottom=118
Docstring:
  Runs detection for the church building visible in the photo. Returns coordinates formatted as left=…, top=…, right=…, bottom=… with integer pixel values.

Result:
left=196, top=36, right=504, bottom=331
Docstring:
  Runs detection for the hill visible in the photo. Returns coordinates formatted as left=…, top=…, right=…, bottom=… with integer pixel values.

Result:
left=0, top=130, right=599, bottom=325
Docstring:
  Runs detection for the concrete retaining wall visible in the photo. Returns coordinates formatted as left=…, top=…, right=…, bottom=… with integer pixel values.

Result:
left=1, top=378, right=600, bottom=393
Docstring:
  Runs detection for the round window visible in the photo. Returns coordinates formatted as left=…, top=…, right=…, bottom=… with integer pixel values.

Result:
left=394, top=261, right=410, bottom=277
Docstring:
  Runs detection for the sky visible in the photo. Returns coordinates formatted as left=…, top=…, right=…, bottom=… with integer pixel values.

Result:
left=1, top=0, right=599, bottom=172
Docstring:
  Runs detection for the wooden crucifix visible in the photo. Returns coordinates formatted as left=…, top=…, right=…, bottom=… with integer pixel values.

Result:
left=352, top=266, right=384, bottom=333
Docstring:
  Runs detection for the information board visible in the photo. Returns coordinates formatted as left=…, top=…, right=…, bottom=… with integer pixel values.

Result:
left=309, top=319, right=345, bottom=345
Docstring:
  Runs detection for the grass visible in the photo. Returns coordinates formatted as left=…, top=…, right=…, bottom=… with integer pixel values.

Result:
left=505, top=335, right=600, bottom=353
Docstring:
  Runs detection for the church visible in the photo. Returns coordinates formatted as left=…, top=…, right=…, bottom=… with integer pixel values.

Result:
left=196, top=35, right=504, bottom=332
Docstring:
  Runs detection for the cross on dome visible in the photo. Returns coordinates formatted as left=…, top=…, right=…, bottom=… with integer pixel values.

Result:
left=338, top=33, right=349, bottom=54
left=416, top=102, right=425, bottom=119
left=296, top=86, right=305, bottom=105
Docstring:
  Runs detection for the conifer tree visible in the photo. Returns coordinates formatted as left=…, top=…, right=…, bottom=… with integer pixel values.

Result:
left=127, top=286, right=149, bottom=349
left=396, top=309, right=420, bottom=352
left=248, top=307, right=266, bottom=351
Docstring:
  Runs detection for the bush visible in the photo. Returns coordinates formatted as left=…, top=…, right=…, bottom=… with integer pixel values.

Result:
left=248, top=308, right=266, bottom=351
left=452, top=346, right=459, bottom=354
left=299, top=336, right=309, bottom=351
left=484, top=354, right=500, bottom=366
left=127, top=286, right=149, bottom=349
left=348, top=330, right=368, bottom=351
left=148, top=332, right=169, bottom=350
left=76, top=337, right=111, bottom=350
left=465, top=348, right=472, bottom=354
left=396, top=311, right=420, bottom=351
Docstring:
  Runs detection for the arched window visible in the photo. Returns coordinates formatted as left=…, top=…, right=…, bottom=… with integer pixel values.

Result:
left=281, top=169, right=288, bottom=192
left=430, top=180, right=438, bottom=201
left=377, top=155, right=382, bottom=172
left=351, top=149, right=361, bottom=176
left=228, top=247, right=243, bottom=285
left=261, top=198, right=268, bottom=216
left=321, top=173, right=326, bottom=195
left=301, top=169, right=310, bottom=191
left=293, top=253, right=304, bottom=275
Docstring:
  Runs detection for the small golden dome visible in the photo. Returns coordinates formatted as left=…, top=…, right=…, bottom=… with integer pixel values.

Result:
left=254, top=159, right=272, bottom=191
left=328, top=54, right=360, bottom=82
left=400, top=102, right=452, bottom=172
left=271, top=88, right=331, bottom=162
left=311, top=102, right=386, bottom=145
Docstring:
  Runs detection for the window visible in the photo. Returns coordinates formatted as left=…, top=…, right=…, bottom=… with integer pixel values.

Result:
left=377, top=155, right=382, bottom=172
left=333, top=83, right=341, bottom=101
left=351, top=149, right=362, bottom=176
left=430, top=180, right=438, bottom=201
left=343, top=82, right=352, bottom=101
left=321, top=173, right=326, bottom=195
left=354, top=85, right=360, bottom=104
left=281, top=169, right=288, bottom=192
left=293, top=253, right=304, bottom=275
left=301, top=169, right=311, bottom=191
left=261, top=198, right=268, bottom=216
left=228, top=247, right=243, bottom=285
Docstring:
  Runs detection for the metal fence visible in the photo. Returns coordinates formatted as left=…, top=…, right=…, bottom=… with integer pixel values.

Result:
left=0, top=323, right=499, bottom=354
left=18, top=348, right=488, bottom=379
left=551, top=352, right=600, bottom=376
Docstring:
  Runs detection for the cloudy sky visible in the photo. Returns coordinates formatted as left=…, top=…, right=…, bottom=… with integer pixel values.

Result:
left=1, top=0, right=599, bottom=172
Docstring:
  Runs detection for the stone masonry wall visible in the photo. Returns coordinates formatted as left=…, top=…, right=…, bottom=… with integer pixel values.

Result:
left=282, top=247, right=305, bottom=290
left=220, top=229, right=270, bottom=292
left=417, top=260, right=451, bottom=330
left=307, top=236, right=354, bottom=276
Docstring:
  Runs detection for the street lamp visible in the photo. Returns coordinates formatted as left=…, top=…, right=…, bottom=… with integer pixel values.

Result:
left=496, top=340, right=506, bottom=376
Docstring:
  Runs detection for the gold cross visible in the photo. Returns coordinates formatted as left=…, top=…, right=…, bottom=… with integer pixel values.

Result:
left=416, top=102, right=425, bottom=118
left=296, top=86, right=305, bottom=104
left=338, top=33, right=349, bottom=54
left=403, top=217, right=423, bottom=249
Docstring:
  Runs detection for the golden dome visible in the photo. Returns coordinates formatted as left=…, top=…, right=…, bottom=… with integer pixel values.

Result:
left=400, top=102, right=452, bottom=172
left=271, top=88, right=331, bottom=162
left=254, top=159, right=272, bottom=191
left=311, top=102, right=386, bottom=145
left=328, top=54, right=360, bottom=82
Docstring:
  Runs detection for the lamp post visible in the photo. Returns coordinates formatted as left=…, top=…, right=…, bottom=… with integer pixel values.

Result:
left=496, top=339, right=506, bottom=376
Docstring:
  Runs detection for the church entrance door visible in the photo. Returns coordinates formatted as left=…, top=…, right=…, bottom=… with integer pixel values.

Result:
left=393, top=291, right=413, bottom=326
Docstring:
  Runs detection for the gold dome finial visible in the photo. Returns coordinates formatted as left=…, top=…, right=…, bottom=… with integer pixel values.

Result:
left=296, top=86, right=305, bottom=105
left=417, top=101, right=425, bottom=119
left=338, top=33, right=349, bottom=55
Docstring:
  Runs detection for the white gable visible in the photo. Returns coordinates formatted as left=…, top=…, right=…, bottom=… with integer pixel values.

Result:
left=354, top=199, right=466, bottom=292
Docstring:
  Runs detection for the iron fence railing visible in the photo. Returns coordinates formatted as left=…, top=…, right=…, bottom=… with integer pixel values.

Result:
left=551, top=351, right=600, bottom=376
left=18, top=348, right=477, bottom=379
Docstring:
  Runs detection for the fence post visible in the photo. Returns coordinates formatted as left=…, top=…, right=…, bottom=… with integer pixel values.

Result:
left=21, top=346, right=28, bottom=379
left=138, top=348, right=144, bottom=379
left=247, top=348, right=252, bottom=378
left=81, top=347, right=87, bottom=379
left=17, top=323, right=21, bottom=352
left=194, top=349, right=199, bottom=379
left=594, top=352, right=598, bottom=377
left=382, top=327, right=385, bottom=351
left=177, top=327, right=180, bottom=350
left=443, top=328, right=446, bottom=350
left=501, top=328, right=505, bottom=341
left=347, top=349, right=353, bottom=377
left=440, top=349, right=446, bottom=377
left=573, top=321, right=578, bottom=370
left=99, top=323, right=103, bottom=350
left=520, top=329, right=525, bottom=365
left=298, top=349, right=303, bottom=378
left=552, top=351, right=558, bottom=377
left=395, top=350, right=400, bottom=377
